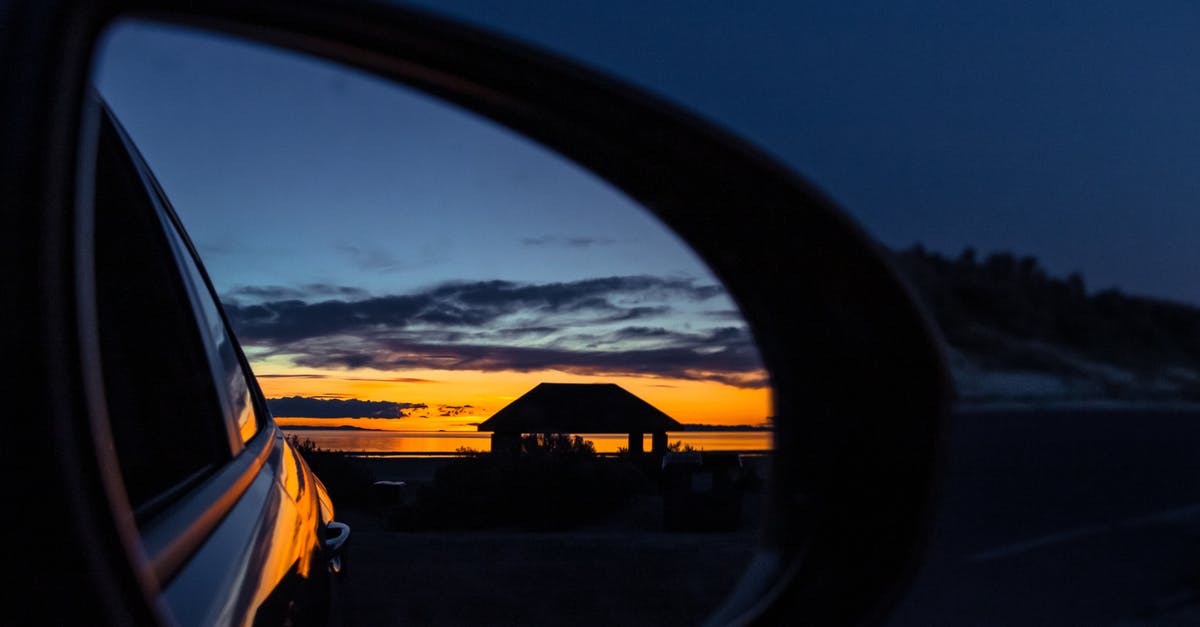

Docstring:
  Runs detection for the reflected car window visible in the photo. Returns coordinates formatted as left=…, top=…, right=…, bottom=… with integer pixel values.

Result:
left=160, top=206, right=260, bottom=446
left=93, top=109, right=230, bottom=518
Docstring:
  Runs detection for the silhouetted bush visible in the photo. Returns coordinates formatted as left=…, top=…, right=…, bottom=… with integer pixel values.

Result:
left=390, top=434, right=649, bottom=531
left=286, top=434, right=376, bottom=507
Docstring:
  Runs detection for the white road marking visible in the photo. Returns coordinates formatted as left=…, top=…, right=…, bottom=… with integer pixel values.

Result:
left=967, top=503, right=1200, bottom=562
left=968, top=524, right=1109, bottom=561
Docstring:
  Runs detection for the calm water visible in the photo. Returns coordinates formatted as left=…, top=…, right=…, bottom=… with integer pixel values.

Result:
left=283, top=429, right=771, bottom=455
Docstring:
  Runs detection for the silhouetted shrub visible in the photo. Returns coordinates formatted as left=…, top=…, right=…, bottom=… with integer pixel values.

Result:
left=390, top=434, right=649, bottom=531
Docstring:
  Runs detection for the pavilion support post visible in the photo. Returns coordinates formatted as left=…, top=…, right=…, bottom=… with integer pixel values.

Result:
left=627, top=432, right=644, bottom=455
left=652, top=431, right=668, bottom=456
left=491, top=432, right=520, bottom=457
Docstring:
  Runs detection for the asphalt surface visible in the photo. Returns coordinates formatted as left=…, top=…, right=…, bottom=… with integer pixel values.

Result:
left=888, top=409, right=1200, bottom=626
left=336, top=409, right=1200, bottom=625
left=336, top=494, right=759, bottom=627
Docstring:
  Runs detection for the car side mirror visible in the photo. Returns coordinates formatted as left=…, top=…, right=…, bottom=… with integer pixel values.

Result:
left=1, top=2, right=950, bottom=625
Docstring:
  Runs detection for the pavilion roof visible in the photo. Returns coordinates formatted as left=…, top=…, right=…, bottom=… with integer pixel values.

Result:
left=477, top=383, right=681, bottom=434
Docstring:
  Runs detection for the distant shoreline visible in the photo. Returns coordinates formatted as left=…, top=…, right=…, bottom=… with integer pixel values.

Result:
left=278, top=420, right=768, bottom=430
left=280, top=424, right=379, bottom=431
left=279, top=423, right=770, bottom=432
left=279, top=425, right=772, bottom=456
left=679, top=424, right=771, bottom=432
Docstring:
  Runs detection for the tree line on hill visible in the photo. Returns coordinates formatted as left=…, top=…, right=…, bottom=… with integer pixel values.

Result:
left=891, top=245, right=1200, bottom=394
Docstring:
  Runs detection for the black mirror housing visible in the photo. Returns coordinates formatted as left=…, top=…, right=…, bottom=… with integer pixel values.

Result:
left=0, top=2, right=951, bottom=625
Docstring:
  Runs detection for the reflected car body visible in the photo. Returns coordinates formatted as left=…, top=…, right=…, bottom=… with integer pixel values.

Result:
left=90, top=93, right=349, bottom=626
left=160, top=432, right=339, bottom=626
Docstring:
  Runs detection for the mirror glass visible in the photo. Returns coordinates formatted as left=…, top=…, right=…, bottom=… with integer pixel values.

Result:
left=93, top=18, right=772, bottom=626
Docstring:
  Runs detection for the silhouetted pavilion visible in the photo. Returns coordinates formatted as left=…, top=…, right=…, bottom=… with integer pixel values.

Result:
left=478, top=383, right=682, bottom=456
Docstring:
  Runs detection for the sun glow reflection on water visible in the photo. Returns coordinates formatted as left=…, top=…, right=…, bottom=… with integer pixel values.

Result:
left=281, top=428, right=771, bottom=455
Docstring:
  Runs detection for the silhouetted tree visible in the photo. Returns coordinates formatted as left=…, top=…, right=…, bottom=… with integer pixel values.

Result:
left=892, top=244, right=1200, bottom=382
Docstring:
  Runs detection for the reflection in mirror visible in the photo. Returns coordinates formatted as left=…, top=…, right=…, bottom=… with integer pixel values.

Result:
left=94, top=18, right=772, bottom=626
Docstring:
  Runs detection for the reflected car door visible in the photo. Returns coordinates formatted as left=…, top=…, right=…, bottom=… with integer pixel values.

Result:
left=92, top=96, right=338, bottom=626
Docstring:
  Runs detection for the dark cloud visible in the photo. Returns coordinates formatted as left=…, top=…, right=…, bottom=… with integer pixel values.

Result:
left=255, top=373, right=436, bottom=383
left=336, top=244, right=407, bottom=273
left=227, top=284, right=370, bottom=302
left=595, top=305, right=672, bottom=322
left=226, top=294, right=427, bottom=343
left=491, top=326, right=559, bottom=338
left=351, top=376, right=437, bottom=383
left=337, top=243, right=449, bottom=274
left=282, top=328, right=768, bottom=388
left=224, top=276, right=723, bottom=344
left=424, top=276, right=718, bottom=311
left=521, top=235, right=617, bottom=248
left=224, top=276, right=766, bottom=388
left=267, top=395, right=428, bottom=418
left=703, top=309, right=746, bottom=320
left=438, top=404, right=476, bottom=417
left=610, top=326, right=676, bottom=340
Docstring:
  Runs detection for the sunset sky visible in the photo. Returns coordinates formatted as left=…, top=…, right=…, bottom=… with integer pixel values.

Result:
left=93, top=20, right=771, bottom=430
left=93, top=3, right=1200, bottom=430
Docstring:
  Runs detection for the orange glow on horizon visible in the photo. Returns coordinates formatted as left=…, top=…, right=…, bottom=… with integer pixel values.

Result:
left=255, top=363, right=770, bottom=431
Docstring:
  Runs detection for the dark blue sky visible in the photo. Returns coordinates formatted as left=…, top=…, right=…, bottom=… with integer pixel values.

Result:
left=96, top=22, right=720, bottom=294
left=411, top=1, right=1200, bottom=305
left=95, top=2, right=1200, bottom=309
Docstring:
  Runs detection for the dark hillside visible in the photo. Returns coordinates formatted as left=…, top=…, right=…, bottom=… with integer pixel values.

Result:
left=892, top=245, right=1200, bottom=402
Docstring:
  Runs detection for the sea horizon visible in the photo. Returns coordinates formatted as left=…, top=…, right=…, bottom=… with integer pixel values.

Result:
left=281, top=426, right=772, bottom=456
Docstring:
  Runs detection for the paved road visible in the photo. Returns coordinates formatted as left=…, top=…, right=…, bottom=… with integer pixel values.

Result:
left=335, top=410, right=1200, bottom=625
left=336, top=493, right=762, bottom=627
left=339, top=528, right=754, bottom=627
left=889, top=409, right=1200, bottom=626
